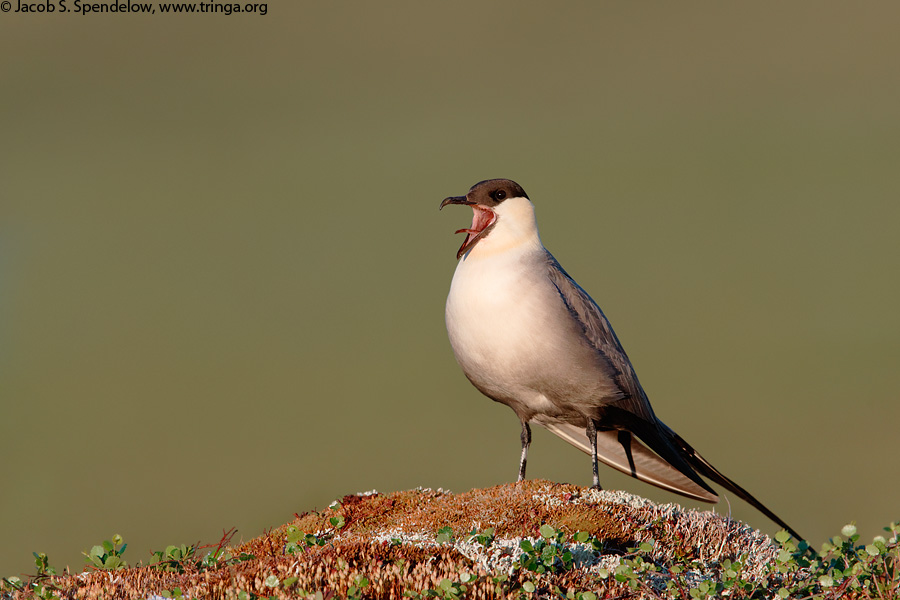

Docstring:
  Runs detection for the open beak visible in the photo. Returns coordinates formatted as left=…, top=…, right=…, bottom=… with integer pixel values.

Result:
left=439, top=195, right=473, bottom=209
left=440, top=196, right=497, bottom=260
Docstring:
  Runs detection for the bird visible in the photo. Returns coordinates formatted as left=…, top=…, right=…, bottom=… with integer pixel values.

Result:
left=440, top=178, right=802, bottom=540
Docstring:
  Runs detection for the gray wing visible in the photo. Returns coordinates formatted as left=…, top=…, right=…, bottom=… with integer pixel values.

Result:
left=543, top=252, right=719, bottom=503
left=543, top=252, right=657, bottom=422
left=542, top=252, right=806, bottom=537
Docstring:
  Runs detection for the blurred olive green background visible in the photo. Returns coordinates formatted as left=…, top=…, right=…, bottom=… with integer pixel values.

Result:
left=2, top=1, right=899, bottom=576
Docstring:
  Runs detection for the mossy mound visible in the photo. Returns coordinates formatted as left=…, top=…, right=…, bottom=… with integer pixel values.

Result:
left=8, top=480, right=790, bottom=599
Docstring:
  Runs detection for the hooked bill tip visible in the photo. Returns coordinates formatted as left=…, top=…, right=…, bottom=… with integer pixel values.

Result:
left=439, top=196, right=471, bottom=210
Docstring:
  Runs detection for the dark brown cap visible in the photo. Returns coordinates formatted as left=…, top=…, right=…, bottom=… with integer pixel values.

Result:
left=439, top=179, right=529, bottom=209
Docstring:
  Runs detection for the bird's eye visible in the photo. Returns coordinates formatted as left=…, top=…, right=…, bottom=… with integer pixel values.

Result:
left=493, top=190, right=507, bottom=201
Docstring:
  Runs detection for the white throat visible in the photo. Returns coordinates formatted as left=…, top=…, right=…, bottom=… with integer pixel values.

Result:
left=461, top=196, right=543, bottom=261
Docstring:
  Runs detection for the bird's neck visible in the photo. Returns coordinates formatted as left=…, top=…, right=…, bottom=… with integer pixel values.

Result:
left=462, top=197, right=544, bottom=262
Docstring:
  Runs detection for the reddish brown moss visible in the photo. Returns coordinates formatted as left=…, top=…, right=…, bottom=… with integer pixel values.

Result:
left=10, top=480, right=775, bottom=600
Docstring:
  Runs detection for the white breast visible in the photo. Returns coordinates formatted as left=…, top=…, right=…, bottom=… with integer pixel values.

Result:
left=445, top=239, right=568, bottom=416
left=446, top=246, right=536, bottom=366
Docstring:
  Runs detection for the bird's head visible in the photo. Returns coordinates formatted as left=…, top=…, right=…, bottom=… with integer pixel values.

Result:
left=439, top=179, right=536, bottom=260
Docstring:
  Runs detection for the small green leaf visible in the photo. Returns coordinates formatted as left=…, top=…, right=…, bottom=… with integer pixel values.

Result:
left=436, top=526, right=454, bottom=544
left=522, top=581, right=536, bottom=593
left=841, top=523, right=857, bottom=538
left=539, top=524, right=556, bottom=539
left=264, top=575, right=279, bottom=587
left=818, top=574, right=834, bottom=587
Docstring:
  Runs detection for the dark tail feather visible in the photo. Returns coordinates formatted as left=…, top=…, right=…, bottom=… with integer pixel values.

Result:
left=619, top=408, right=804, bottom=541
left=662, top=424, right=805, bottom=542
left=620, top=415, right=719, bottom=500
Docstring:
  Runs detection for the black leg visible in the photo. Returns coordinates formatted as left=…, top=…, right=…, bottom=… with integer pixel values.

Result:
left=587, top=419, right=602, bottom=490
left=518, top=421, right=531, bottom=482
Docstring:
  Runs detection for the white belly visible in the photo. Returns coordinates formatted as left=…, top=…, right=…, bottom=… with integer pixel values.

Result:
left=445, top=249, right=566, bottom=416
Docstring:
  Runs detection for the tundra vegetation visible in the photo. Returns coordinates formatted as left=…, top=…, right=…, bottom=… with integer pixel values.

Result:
left=2, top=481, right=897, bottom=599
